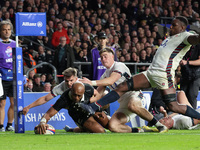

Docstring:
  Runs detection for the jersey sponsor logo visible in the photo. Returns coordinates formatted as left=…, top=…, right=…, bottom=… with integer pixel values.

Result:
left=97, top=66, right=106, bottom=69
left=6, top=58, right=12, bottom=62
left=5, top=46, right=12, bottom=57
left=161, top=39, right=169, bottom=48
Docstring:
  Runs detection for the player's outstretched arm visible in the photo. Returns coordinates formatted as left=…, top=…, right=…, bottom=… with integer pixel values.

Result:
left=80, top=72, right=121, bottom=87
left=37, top=107, right=58, bottom=134
left=23, top=93, right=54, bottom=115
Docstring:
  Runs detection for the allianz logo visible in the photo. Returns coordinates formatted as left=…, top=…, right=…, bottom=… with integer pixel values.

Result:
left=22, top=21, right=43, bottom=27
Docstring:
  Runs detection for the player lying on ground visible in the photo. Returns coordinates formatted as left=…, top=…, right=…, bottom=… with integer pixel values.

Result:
left=35, top=82, right=109, bottom=134
left=159, top=91, right=200, bottom=130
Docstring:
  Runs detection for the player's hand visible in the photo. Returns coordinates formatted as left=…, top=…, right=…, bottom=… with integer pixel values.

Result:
left=79, top=77, right=91, bottom=85
left=22, top=107, right=29, bottom=115
left=159, top=106, right=168, bottom=117
left=37, top=123, right=48, bottom=134
left=180, top=60, right=187, bottom=66
left=94, top=112, right=105, bottom=119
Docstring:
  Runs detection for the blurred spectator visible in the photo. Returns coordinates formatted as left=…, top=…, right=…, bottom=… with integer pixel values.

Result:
left=119, top=55, right=125, bottom=62
left=28, top=70, right=36, bottom=80
left=73, top=18, right=80, bottom=34
left=23, top=46, right=37, bottom=73
left=43, top=82, right=51, bottom=92
left=40, top=74, right=47, bottom=86
left=145, top=46, right=153, bottom=63
left=53, top=36, right=75, bottom=83
left=24, top=79, right=33, bottom=92
left=33, top=36, right=45, bottom=51
left=192, top=1, right=200, bottom=15
left=138, top=49, right=148, bottom=72
left=51, top=21, right=70, bottom=48
left=43, top=36, right=53, bottom=49
left=34, top=45, right=53, bottom=74
left=32, top=74, right=44, bottom=92
left=125, top=53, right=131, bottom=62
left=73, top=39, right=82, bottom=57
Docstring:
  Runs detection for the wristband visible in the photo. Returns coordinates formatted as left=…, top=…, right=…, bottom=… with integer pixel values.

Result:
left=40, top=118, right=46, bottom=124
left=91, top=81, right=97, bottom=86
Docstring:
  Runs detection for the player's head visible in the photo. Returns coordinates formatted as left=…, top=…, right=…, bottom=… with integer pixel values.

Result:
left=0, top=20, right=13, bottom=40
left=170, top=16, right=188, bottom=36
left=62, top=68, right=78, bottom=88
left=159, top=116, right=174, bottom=129
left=99, top=47, right=115, bottom=68
left=71, top=82, right=85, bottom=103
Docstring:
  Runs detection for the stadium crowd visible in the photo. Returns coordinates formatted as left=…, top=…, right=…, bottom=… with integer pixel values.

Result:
left=0, top=0, right=200, bottom=92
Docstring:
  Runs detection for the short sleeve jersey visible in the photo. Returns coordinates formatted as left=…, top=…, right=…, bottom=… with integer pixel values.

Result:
left=149, top=31, right=194, bottom=79
left=51, top=81, right=69, bottom=97
left=100, top=61, right=131, bottom=90
left=172, top=114, right=193, bottom=129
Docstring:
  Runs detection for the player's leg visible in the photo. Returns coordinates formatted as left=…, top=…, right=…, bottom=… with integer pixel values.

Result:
left=108, top=112, right=132, bottom=133
left=89, top=73, right=151, bottom=111
left=82, top=116, right=105, bottom=133
left=162, top=88, right=200, bottom=119
left=0, top=99, right=6, bottom=131
left=177, top=91, right=192, bottom=107
left=127, top=96, right=153, bottom=122
left=186, top=78, right=200, bottom=108
left=127, top=93, right=168, bottom=133
left=6, top=97, right=14, bottom=131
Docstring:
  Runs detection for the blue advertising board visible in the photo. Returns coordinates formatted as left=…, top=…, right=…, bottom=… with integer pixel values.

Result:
left=15, top=13, right=46, bottom=36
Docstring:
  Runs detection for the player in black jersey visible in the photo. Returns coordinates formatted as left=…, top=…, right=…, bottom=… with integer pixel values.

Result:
left=36, top=82, right=108, bottom=134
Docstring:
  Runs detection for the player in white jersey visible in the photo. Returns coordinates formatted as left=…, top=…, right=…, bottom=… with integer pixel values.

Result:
left=80, top=47, right=167, bottom=133
left=22, top=68, right=78, bottom=115
left=159, top=91, right=200, bottom=130
left=87, top=16, right=200, bottom=131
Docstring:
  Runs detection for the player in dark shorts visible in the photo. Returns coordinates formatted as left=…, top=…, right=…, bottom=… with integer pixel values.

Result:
left=36, top=82, right=108, bottom=134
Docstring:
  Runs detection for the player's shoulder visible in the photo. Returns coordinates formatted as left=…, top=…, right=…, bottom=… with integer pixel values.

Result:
left=10, top=39, right=16, bottom=43
left=113, top=61, right=129, bottom=70
left=84, top=83, right=94, bottom=90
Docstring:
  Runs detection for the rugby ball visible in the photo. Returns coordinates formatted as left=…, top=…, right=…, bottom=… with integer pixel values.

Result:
left=34, top=124, right=55, bottom=135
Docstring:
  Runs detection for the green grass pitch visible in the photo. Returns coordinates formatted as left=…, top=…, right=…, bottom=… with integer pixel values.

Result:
left=0, top=129, right=200, bottom=150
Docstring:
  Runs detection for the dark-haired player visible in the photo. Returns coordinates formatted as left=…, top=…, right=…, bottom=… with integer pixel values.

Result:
left=88, top=16, right=200, bottom=126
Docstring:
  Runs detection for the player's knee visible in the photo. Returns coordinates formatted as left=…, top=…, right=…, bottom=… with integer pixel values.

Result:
left=0, top=100, right=6, bottom=108
left=162, top=94, right=176, bottom=105
left=167, top=101, right=180, bottom=112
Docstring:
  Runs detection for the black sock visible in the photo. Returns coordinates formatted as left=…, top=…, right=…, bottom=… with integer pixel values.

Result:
left=148, top=117, right=158, bottom=126
left=7, top=123, right=12, bottom=127
left=0, top=125, right=3, bottom=128
left=89, top=90, right=120, bottom=111
left=185, top=105, right=200, bottom=119
left=132, top=128, right=139, bottom=133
